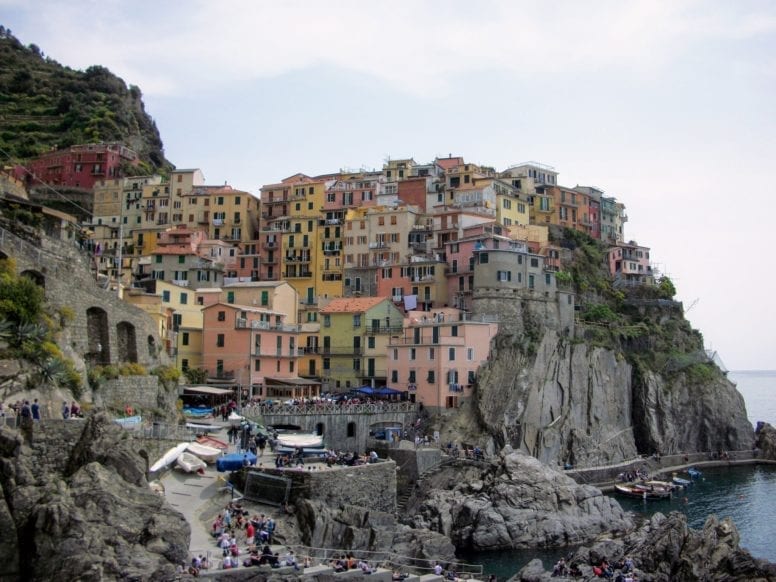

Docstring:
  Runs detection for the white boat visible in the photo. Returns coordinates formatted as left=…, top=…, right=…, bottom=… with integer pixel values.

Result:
left=114, top=415, right=142, bottom=429
left=177, top=451, right=207, bottom=473
left=228, top=411, right=244, bottom=427
left=276, top=432, right=324, bottom=448
left=185, top=422, right=222, bottom=434
left=186, top=442, right=222, bottom=464
left=149, top=442, right=189, bottom=473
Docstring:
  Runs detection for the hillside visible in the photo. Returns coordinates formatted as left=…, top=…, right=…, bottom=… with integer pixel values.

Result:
left=0, top=26, right=172, bottom=174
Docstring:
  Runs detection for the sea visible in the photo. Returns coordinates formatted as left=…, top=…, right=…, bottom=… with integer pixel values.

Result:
left=462, top=370, right=776, bottom=579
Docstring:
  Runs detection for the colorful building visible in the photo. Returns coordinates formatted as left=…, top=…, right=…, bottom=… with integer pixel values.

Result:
left=387, top=308, right=498, bottom=409
left=607, top=240, right=654, bottom=285
left=319, top=297, right=405, bottom=393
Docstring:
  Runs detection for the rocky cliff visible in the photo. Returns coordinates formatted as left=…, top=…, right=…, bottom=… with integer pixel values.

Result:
left=0, top=414, right=188, bottom=580
left=515, top=512, right=776, bottom=581
left=468, top=231, right=753, bottom=468
left=408, top=447, right=633, bottom=551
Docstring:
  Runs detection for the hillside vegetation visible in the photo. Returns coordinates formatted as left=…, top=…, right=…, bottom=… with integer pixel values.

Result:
left=0, top=26, right=172, bottom=174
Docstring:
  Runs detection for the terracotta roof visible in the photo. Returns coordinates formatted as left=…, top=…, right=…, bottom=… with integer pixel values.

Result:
left=319, top=296, right=387, bottom=314
left=436, top=157, right=464, bottom=170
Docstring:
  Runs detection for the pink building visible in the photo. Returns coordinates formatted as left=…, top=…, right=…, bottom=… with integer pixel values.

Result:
left=15, top=143, right=139, bottom=190
left=607, top=241, right=653, bottom=285
left=201, top=303, right=319, bottom=401
left=387, top=308, right=498, bottom=410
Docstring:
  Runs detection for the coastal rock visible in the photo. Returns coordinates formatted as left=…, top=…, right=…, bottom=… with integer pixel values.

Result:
left=409, top=448, right=633, bottom=551
left=0, top=413, right=189, bottom=580
left=755, top=422, right=776, bottom=460
left=295, top=499, right=456, bottom=569
left=514, top=512, right=776, bottom=581
left=475, top=325, right=753, bottom=468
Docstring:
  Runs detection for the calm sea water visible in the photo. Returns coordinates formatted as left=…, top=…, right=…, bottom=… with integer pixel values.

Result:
left=462, top=371, right=776, bottom=579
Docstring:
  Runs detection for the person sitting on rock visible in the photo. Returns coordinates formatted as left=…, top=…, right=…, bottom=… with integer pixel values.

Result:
left=623, top=556, right=634, bottom=573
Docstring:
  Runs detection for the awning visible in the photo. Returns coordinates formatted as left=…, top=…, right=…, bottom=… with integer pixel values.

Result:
left=265, top=377, right=321, bottom=386
left=355, top=386, right=404, bottom=396
left=183, top=385, right=235, bottom=395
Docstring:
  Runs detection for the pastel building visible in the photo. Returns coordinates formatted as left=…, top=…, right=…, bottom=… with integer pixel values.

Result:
left=319, top=297, right=405, bottom=392
left=201, top=303, right=318, bottom=401
left=472, top=240, right=558, bottom=296
left=608, top=241, right=654, bottom=285
left=387, top=308, right=498, bottom=409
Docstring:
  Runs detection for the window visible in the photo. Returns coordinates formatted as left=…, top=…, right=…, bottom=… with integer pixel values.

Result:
left=468, top=370, right=476, bottom=384
left=378, top=216, right=385, bottom=226
left=181, top=358, right=189, bottom=371
left=368, top=336, right=375, bottom=349
left=323, top=315, right=331, bottom=327
left=467, top=347, right=474, bottom=361
left=353, top=314, right=361, bottom=328
left=410, top=348, right=416, bottom=361
left=353, top=358, right=361, bottom=371
left=391, top=370, right=398, bottom=383
left=261, top=291, right=269, bottom=306
left=155, top=255, right=162, bottom=264
left=216, top=334, right=225, bottom=347
left=408, top=370, right=416, bottom=383
left=347, top=422, right=356, bottom=437
left=180, top=293, right=188, bottom=304
left=227, top=291, right=234, bottom=304
left=254, top=359, right=261, bottom=371
left=162, top=290, right=170, bottom=302
left=429, top=348, right=435, bottom=360
left=392, top=348, right=398, bottom=360
left=323, top=358, right=330, bottom=370
left=530, top=257, right=539, bottom=268
left=217, top=311, right=226, bottom=321
left=546, top=273, right=552, bottom=285
left=427, top=370, right=435, bottom=383
left=479, top=253, right=488, bottom=264
left=529, top=274, right=535, bottom=289
left=449, top=347, right=456, bottom=361
left=182, top=332, right=189, bottom=346
left=497, top=270, right=512, bottom=282
left=451, top=325, right=458, bottom=337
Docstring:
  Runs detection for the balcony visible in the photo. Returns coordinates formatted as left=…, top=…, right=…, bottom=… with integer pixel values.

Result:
left=285, top=271, right=312, bottom=278
left=247, top=320, right=301, bottom=332
left=172, top=279, right=189, bottom=287
left=212, top=218, right=224, bottom=226
left=325, top=218, right=341, bottom=225
left=365, top=325, right=403, bottom=335
left=264, top=241, right=276, bottom=249
left=368, top=241, right=387, bottom=249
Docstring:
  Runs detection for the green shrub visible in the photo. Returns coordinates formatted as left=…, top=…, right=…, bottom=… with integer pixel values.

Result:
left=583, top=304, right=618, bottom=323
left=119, top=362, right=147, bottom=376
left=152, top=365, right=181, bottom=387
left=184, top=367, right=208, bottom=384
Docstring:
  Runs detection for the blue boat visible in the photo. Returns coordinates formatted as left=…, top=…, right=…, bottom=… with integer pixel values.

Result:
left=113, top=415, right=142, bottom=428
left=216, top=452, right=257, bottom=472
left=687, top=467, right=702, bottom=479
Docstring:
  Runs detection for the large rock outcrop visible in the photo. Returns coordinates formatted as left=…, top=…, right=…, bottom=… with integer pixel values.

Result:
left=755, top=422, right=776, bottom=460
left=0, top=413, right=188, bottom=580
left=513, top=512, right=776, bottom=581
left=408, top=447, right=633, bottom=551
left=295, top=499, right=457, bottom=570
left=475, top=327, right=753, bottom=468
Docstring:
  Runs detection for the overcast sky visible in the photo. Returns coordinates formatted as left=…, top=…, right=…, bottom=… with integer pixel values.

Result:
left=2, top=0, right=775, bottom=370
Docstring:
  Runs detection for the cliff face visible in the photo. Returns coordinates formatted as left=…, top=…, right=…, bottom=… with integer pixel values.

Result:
left=0, top=414, right=188, bottom=580
left=472, top=299, right=753, bottom=468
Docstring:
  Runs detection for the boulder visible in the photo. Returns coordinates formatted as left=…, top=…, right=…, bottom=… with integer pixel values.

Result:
left=514, top=512, right=776, bottom=581
left=409, top=448, right=633, bottom=550
left=755, top=422, right=776, bottom=461
left=0, top=413, right=189, bottom=580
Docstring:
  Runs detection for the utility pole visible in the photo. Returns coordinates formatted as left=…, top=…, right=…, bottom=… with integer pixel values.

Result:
left=116, top=188, right=124, bottom=297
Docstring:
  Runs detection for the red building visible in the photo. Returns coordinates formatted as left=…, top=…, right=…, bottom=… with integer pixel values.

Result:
left=15, top=143, right=139, bottom=190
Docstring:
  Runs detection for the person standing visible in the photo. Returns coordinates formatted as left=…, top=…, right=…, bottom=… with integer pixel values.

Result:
left=61, top=401, right=70, bottom=419
left=31, top=399, right=41, bottom=421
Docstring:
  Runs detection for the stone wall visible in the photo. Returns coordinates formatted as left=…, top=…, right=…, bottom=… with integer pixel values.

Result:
left=257, top=409, right=416, bottom=453
left=0, top=224, right=168, bottom=373
left=94, top=376, right=178, bottom=420
left=472, top=287, right=575, bottom=336
left=257, top=460, right=397, bottom=513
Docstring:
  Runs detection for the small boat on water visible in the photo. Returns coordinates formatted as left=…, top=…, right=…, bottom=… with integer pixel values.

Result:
left=640, top=479, right=678, bottom=491
left=177, top=451, right=207, bottom=473
left=615, top=484, right=671, bottom=500
left=186, top=442, right=222, bottom=464
left=197, top=435, right=228, bottom=450
left=149, top=442, right=189, bottom=473
left=185, top=422, right=222, bottom=434
left=672, top=475, right=692, bottom=487
left=688, top=467, right=703, bottom=479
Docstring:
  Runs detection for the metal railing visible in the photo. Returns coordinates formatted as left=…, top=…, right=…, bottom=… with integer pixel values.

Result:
left=243, top=401, right=418, bottom=417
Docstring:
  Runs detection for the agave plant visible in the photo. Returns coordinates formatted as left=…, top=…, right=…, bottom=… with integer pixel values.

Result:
left=15, top=322, right=47, bottom=344
left=0, top=319, right=14, bottom=342
left=38, top=356, right=67, bottom=385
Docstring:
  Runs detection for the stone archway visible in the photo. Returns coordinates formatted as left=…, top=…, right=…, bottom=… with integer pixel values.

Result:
left=86, top=307, right=111, bottom=365
left=116, top=321, right=138, bottom=363
left=20, top=269, right=45, bottom=289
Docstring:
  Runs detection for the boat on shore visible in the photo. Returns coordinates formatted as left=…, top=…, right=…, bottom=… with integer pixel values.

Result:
left=186, top=442, right=222, bottom=464
left=275, top=432, right=324, bottom=448
left=688, top=467, right=703, bottom=479
left=185, top=422, right=221, bottom=434
left=615, top=484, right=671, bottom=500
left=177, top=451, right=207, bottom=473
left=196, top=435, right=228, bottom=450
left=149, top=442, right=189, bottom=473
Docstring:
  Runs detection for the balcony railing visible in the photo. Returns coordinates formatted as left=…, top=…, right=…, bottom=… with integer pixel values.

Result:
left=212, top=218, right=224, bottom=226
left=368, top=241, right=387, bottom=249
left=364, top=325, right=403, bottom=335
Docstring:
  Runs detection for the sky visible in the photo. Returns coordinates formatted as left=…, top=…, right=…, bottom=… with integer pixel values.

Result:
left=2, top=0, right=775, bottom=370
